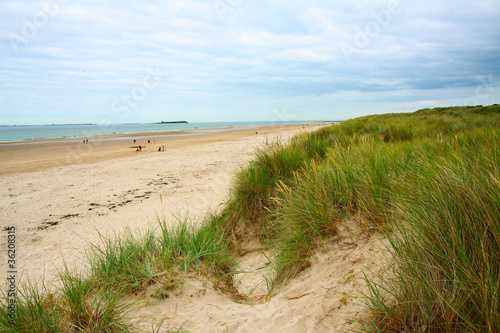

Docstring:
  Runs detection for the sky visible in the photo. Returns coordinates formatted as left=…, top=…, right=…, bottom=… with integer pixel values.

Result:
left=1, top=0, right=499, bottom=125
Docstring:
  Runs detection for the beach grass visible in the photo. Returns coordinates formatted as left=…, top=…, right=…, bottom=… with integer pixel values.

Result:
left=0, top=280, right=61, bottom=332
left=0, top=274, right=132, bottom=332
left=248, top=105, right=500, bottom=330
left=2, top=104, right=499, bottom=331
left=86, top=217, right=237, bottom=295
left=362, top=128, right=500, bottom=332
left=224, top=104, right=500, bottom=330
left=0, top=217, right=237, bottom=332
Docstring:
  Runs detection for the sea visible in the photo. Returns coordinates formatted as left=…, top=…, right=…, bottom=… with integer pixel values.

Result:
left=0, top=121, right=330, bottom=143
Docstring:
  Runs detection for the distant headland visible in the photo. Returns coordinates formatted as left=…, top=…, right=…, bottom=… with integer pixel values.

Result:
left=153, top=121, right=188, bottom=124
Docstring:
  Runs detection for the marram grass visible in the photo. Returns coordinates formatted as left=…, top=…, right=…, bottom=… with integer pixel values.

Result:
left=0, top=217, right=237, bottom=332
left=227, top=104, right=500, bottom=330
left=2, top=104, right=499, bottom=332
left=363, top=128, right=500, bottom=332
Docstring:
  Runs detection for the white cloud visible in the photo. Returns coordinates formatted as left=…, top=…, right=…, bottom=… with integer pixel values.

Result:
left=234, top=31, right=320, bottom=48
left=166, top=18, right=213, bottom=31
left=0, top=0, right=499, bottom=124
left=151, top=32, right=211, bottom=47
left=270, top=48, right=331, bottom=62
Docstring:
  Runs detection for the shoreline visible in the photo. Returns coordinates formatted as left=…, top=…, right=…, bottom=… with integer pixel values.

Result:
left=0, top=127, right=232, bottom=146
left=0, top=121, right=332, bottom=145
left=0, top=123, right=332, bottom=175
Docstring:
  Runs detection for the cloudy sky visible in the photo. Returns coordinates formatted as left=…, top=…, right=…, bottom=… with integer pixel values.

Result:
left=1, top=0, right=499, bottom=125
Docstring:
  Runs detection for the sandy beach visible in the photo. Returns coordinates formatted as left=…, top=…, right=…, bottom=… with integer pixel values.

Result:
left=0, top=123, right=388, bottom=332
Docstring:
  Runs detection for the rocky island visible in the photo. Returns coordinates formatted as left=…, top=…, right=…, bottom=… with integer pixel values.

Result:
left=154, top=121, right=188, bottom=124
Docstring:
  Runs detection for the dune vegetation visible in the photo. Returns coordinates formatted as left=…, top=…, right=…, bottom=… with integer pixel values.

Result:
left=2, top=104, right=499, bottom=332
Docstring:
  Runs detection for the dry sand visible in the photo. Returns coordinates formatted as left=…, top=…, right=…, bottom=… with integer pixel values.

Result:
left=0, top=123, right=389, bottom=332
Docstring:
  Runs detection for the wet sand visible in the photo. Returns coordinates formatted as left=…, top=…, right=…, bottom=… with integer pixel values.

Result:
left=0, top=124, right=309, bottom=175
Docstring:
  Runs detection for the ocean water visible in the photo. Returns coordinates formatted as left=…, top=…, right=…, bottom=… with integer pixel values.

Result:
left=0, top=121, right=326, bottom=143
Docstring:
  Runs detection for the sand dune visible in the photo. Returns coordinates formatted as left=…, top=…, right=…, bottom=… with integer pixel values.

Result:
left=0, top=123, right=388, bottom=332
left=127, top=220, right=388, bottom=332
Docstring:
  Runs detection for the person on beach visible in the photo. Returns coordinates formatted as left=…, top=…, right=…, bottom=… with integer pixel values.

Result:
left=139, top=145, right=142, bottom=151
